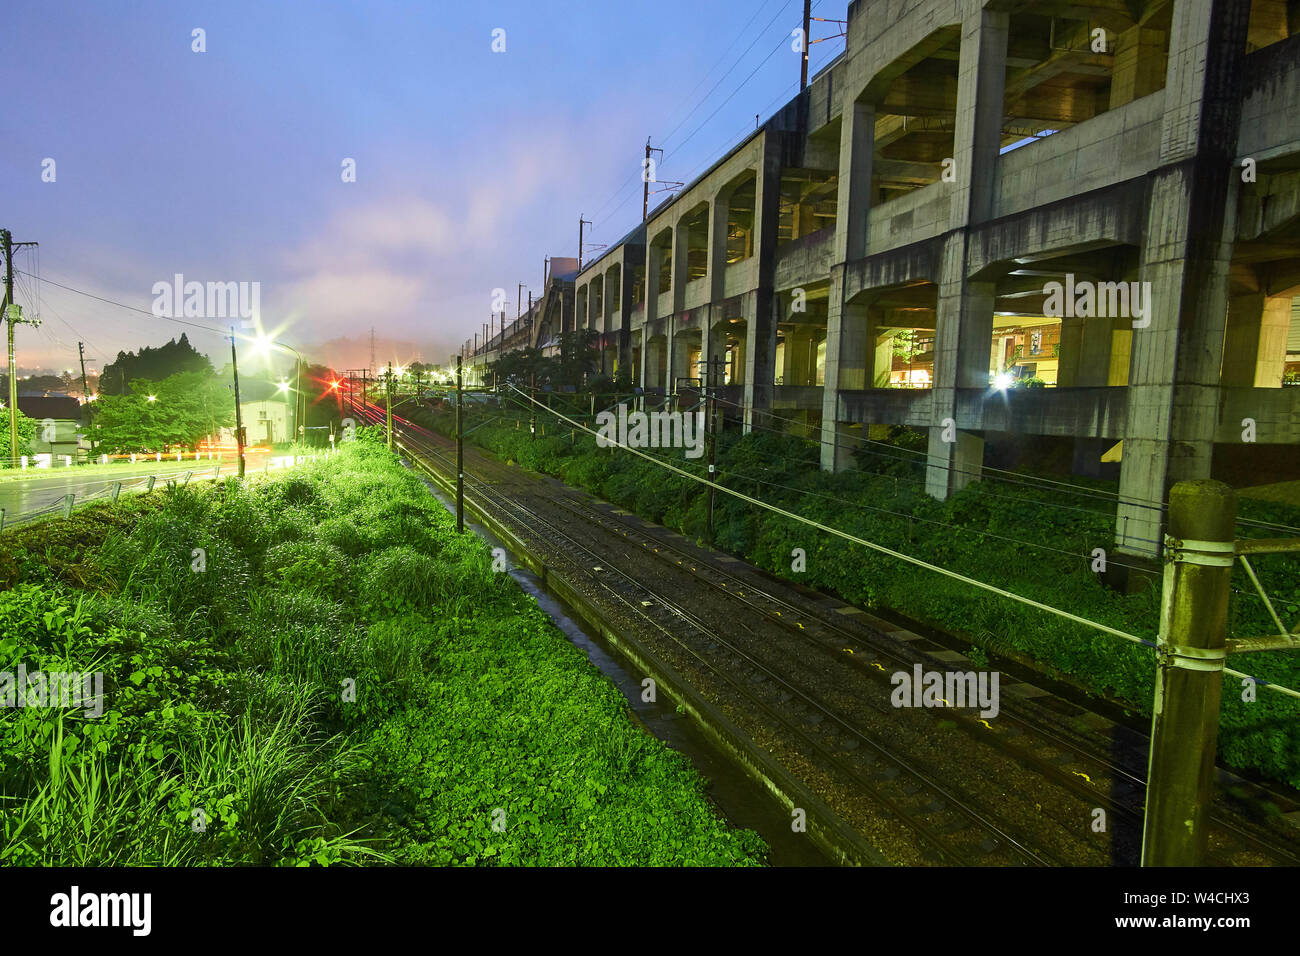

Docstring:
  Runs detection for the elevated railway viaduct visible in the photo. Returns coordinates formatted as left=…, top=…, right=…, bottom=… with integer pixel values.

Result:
left=464, top=0, right=1300, bottom=558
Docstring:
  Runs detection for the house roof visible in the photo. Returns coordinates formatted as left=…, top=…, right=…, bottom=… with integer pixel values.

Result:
left=16, top=396, right=81, bottom=420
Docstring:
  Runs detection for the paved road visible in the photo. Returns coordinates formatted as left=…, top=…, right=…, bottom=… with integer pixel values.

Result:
left=0, top=461, right=239, bottom=527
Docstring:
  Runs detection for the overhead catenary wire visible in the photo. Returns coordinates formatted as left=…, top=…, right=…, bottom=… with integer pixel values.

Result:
left=508, top=384, right=1300, bottom=702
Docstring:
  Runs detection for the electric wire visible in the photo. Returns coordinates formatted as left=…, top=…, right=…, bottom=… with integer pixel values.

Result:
left=509, top=384, right=1300, bottom=701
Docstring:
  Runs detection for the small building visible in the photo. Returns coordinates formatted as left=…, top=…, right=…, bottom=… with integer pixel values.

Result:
left=16, top=396, right=83, bottom=458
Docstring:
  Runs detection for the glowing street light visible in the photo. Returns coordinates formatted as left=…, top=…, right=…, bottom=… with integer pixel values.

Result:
left=993, top=372, right=1015, bottom=391
left=147, top=394, right=158, bottom=403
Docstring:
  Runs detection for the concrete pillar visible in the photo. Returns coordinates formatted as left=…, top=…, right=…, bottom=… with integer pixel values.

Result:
left=950, top=8, right=1010, bottom=226
left=867, top=316, right=895, bottom=388
left=671, top=218, right=690, bottom=314
left=926, top=427, right=984, bottom=498
left=786, top=326, right=813, bottom=386
left=1057, top=316, right=1114, bottom=387
left=1116, top=0, right=1250, bottom=557
left=646, top=239, right=665, bottom=321
left=1221, top=293, right=1290, bottom=387
left=927, top=237, right=995, bottom=498
left=744, top=137, right=783, bottom=433
left=708, top=193, right=730, bottom=301
left=1109, top=26, right=1167, bottom=109
left=820, top=268, right=869, bottom=470
left=834, top=99, right=874, bottom=264
left=1108, top=327, right=1133, bottom=385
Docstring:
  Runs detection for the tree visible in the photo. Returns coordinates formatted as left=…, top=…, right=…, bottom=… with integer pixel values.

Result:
left=91, top=370, right=234, bottom=453
left=100, top=334, right=213, bottom=396
left=0, top=407, right=37, bottom=462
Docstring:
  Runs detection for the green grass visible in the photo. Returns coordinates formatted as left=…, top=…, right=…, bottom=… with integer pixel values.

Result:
left=0, top=428, right=765, bottom=866
left=417, top=402, right=1300, bottom=792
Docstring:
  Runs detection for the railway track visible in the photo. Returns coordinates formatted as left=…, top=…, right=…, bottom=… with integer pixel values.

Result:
left=352, top=401, right=1300, bottom=866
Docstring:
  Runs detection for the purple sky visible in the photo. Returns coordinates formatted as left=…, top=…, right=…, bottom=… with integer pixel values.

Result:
left=3, top=0, right=846, bottom=377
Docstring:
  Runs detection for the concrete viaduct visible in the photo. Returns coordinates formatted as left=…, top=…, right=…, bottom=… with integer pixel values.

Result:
left=462, top=0, right=1300, bottom=559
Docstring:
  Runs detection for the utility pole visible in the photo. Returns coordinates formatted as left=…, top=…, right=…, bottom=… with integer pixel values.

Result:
left=644, top=138, right=665, bottom=221
left=385, top=362, right=394, bottom=451
left=529, top=373, right=536, bottom=441
left=518, top=283, right=526, bottom=321
left=800, top=0, right=812, bottom=90
left=579, top=216, right=592, bottom=270
left=1141, top=479, right=1236, bottom=866
left=3, top=229, right=39, bottom=467
left=455, top=354, right=464, bottom=534
left=369, top=327, right=377, bottom=377
left=78, top=342, right=94, bottom=457
left=229, top=330, right=246, bottom=479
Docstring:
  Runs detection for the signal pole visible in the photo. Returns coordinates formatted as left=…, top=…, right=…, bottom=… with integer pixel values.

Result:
left=229, top=330, right=246, bottom=478
left=456, top=355, right=464, bottom=534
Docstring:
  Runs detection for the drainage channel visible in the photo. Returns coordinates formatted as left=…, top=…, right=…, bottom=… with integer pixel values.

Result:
left=415, top=472, right=831, bottom=867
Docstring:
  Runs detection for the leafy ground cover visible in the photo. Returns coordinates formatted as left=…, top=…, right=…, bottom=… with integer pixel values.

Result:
left=0, top=429, right=765, bottom=865
left=418, top=401, right=1300, bottom=790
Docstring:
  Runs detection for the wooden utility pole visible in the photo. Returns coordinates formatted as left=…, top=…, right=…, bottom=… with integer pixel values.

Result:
left=455, top=355, right=464, bottom=534
left=800, top=0, right=812, bottom=90
left=229, top=330, right=246, bottom=478
left=3, top=229, right=39, bottom=466
left=1141, top=479, right=1236, bottom=866
left=78, top=342, right=94, bottom=457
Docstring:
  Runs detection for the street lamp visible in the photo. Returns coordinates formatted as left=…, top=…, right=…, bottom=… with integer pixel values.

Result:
left=248, top=334, right=305, bottom=444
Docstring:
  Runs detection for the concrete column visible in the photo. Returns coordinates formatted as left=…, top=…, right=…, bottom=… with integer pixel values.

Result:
left=1116, top=0, right=1250, bottom=557
left=867, top=316, right=895, bottom=388
left=950, top=8, right=1010, bottom=226
left=819, top=267, right=868, bottom=470
left=786, top=326, right=813, bottom=386
left=1057, top=316, right=1114, bottom=387
left=745, top=137, right=783, bottom=432
left=1109, top=26, right=1167, bottom=109
left=619, top=261, right=636, bottom=374
left=671, top=218, right=690, bottom=314
left=927, top=236, right=995, bottom=498
left=708, top=193, right=730, bottom=301
left=1108, top=327, right=1133, bottom=385
left=646, top=239, right=664, bottom=321
left=833, top=98, right=874, bottom=264
left=1221, top=293, right=1290, bottom=387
